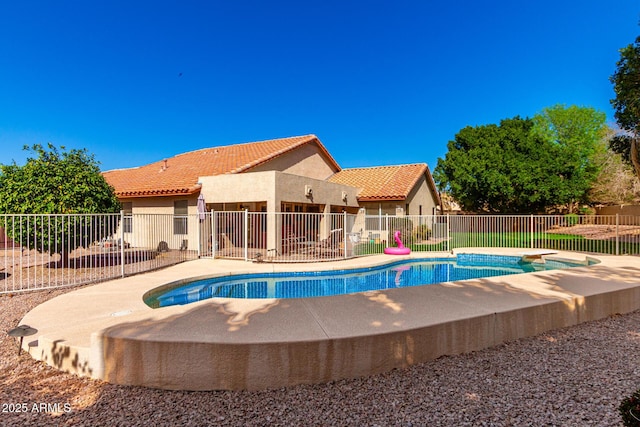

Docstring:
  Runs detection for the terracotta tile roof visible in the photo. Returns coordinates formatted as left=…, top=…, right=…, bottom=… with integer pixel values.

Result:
left=103, top=135, right=339, bottom=198
left=329, top=163, right=439, bottom=203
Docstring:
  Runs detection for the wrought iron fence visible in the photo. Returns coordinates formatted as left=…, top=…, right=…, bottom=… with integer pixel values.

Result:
left=207, top=211, right=350, bottom=262
left=440, top=214, right=640, bottom=255
left=207, top=212, right=640, bottom=261
left=0, top=213, right=197, bottom=294
left=2, top=211, right=639, bottom=294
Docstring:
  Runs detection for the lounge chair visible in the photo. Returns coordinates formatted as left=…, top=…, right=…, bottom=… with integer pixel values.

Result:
left=313, top=228, right=343, bottom=259
left=282, top=232, right=316, bottom=256
left=157, top=241, right=169, bottom=253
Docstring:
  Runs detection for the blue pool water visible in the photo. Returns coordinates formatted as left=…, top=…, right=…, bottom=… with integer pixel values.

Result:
left=144, top=254, right=590, bottom=308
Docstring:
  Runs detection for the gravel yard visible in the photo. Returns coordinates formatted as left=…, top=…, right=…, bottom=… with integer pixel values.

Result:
left=2, top=285, right=640, bottom=426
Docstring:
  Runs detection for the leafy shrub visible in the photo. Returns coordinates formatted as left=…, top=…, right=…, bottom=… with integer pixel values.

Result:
left=414, top=224, right=432, bottom=241
left=619, top=389, right=640, bottom=426
left=564, top=213, right=579, bottom=226
left=579, top=206, right=595, bottom=215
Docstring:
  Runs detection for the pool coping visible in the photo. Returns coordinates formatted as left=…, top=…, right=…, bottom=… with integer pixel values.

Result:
left=19, top=248, right=640, bottom=390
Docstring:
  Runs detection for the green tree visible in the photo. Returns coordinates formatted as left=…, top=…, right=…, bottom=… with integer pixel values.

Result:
left=0, top=143, right=121, bottom=266
left=434, top=107, right=605, bottom=214
left=532, top=104, right=607, bottom=211
left=434, top=117, right=559, bottom=213
left=610, top=34, right=640, bottom=177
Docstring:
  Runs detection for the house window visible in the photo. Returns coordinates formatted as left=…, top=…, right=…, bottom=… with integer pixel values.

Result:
left=122, top=202, right=133, bottom=233
left=174, top=200, right=188, bottom=235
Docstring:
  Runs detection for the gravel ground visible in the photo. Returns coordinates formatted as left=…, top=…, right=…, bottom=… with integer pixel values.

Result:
left=1, top=287, right=640, bottom=426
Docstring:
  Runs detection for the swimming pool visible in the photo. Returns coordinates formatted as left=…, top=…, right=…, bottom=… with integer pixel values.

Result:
left=145, top=254, right=591, bottom=308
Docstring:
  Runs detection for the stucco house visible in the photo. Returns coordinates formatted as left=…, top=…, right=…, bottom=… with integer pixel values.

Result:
left=103, top=135, right=361, bottom=214
left=102, top=134, right=441, bottom=253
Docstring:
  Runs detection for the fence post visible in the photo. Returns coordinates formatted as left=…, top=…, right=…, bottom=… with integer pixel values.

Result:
left=616, top=213, right=620, bottom=256
left=343, top=211, right=348, bottom=259
left=446, top=214, right=450, bottom=252
left=244, top=209, right=249, bottom=261
left=120, top=210, right=125, bottom=278
left=530, top=214, right=534, bottom=249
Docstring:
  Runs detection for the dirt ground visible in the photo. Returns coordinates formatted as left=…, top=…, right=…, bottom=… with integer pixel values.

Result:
left=547, top=224, right=640, bottom=241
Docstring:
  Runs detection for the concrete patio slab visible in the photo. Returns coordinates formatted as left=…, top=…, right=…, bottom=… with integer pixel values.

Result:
left=17, top=249, right=640, bottom=391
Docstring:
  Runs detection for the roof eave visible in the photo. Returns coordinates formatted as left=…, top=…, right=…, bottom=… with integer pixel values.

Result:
left=116, top=185, right=201, bottom=199
left=357, top=196, right=407, bottom=202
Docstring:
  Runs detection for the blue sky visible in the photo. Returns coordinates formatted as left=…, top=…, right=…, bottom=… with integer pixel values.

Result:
left=1, top=1, right=639, bottom=173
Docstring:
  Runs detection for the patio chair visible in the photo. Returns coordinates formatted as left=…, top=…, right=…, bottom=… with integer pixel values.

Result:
left=218, top=233, right=234, bottom=249
left=313, top=228, right=343, bottom=258
left=214, top=233, right=234, bottom=256
left=282, top=232, right=316, bottom=256
left=282, top=232, right=298, bottom=255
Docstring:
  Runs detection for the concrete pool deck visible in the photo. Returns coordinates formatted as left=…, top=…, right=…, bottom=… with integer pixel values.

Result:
left=18, top=248, right=640, bottom=391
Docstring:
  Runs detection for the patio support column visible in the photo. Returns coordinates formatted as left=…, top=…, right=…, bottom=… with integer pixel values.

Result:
left=319, top=204, right=331, bottom=240
left=265, top=199, right=280, bottom=256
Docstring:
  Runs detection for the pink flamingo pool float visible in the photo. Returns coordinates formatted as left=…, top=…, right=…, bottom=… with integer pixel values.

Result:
left=383, top=231, right=411, bottom=255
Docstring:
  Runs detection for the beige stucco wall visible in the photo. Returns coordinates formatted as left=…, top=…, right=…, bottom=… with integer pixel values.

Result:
left=198, top=171, right=359, bottom=211
left=361, top=202, right=404, bottom=216
left=249, top=141, right=338, bottom=180
left=126, top=195, right=199, bottom=214
left=405, top=174, right=438, bottom=216
left=121, top=195, right=200, bottom=251
left=595, top=205, right=640, bottom=216
left=274, top=172, right=359, bottom=210
left=198, top=172, right=276, bottom=207
left=199, top=171, right=360, bottom=249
